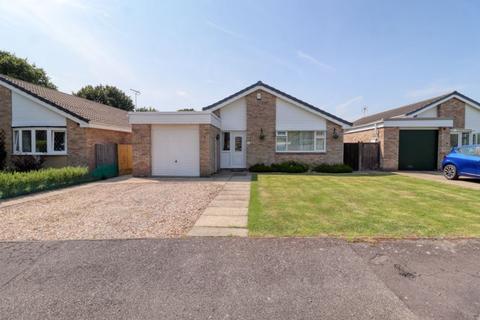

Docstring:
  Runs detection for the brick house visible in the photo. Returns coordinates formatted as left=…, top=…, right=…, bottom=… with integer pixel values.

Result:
left=129, top=81, right=352, bottom=177
left=344, top=91, right=480, bottom=170
left=0, top=75, right=131, bottom=171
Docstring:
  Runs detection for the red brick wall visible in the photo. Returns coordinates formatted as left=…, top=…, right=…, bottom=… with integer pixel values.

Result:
left=245, top=89, right=345, bottom=166
left=199, top=124, right=220, bottom=176
left=0, top=86, right=12, bottom=166
left=132, top=124, right=151, bottom=177
left=66, top=119, right=132, bottom=171
left=344, top=129, right=377, bottom=143
left=438, top=98, right=465, bottom=129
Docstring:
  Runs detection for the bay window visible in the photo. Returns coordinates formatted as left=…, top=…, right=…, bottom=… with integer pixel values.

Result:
left=13, top=128, right=67, bottom=155
left=276, top=130, right=326, bottom=152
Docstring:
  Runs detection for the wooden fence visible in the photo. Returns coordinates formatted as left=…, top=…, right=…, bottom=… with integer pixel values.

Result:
left=344, top=142, right=380, bottom=171
left=117, top=144, right=133, bottom=175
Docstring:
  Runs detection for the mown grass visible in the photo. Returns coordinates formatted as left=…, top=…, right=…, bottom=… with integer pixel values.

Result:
left=248, top=173, right=480, bottom=239
left=0, top=167, right=94, bottom=199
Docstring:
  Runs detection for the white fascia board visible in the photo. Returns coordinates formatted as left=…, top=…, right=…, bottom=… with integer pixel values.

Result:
left=0, top=80, right=89, bottom=126
left=383, top=118, right=453, bottom=128
left=344, top=121, right=383, bottom=133
left=409, top=94, right=480, bottom=116
left=128, top=111, right=221, bottom=129
left=80, top=122, right=132, bottom=132
left=206, top=85, right=351, bottom=128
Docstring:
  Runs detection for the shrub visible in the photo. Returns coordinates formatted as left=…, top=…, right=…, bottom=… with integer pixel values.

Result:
left=271, top=161, right=309, bottom=173
left=0, top=166, right=92, bottom=199
left=11, top=155, right=45, bottom=172
left=313, top=163, right=353, bottom=173
left=249, top=163, right=273, bottom=172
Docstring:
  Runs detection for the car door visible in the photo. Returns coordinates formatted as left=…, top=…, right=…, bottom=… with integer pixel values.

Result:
left=457, top=146, right=480, bottom=176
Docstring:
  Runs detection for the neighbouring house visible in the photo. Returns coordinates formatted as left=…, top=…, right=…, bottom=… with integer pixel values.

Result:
left=129, top=81, right=352, bottom=177
left=344, top=91, right=480, bottom=171
left=0, top=75, right=132, bottom=171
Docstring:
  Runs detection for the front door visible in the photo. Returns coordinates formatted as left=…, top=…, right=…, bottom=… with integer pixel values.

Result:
left=220, top=131, right=246, bottom=168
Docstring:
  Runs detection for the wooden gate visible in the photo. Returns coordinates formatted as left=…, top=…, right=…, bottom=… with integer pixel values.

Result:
left=94, top=143, right=118, bottom=178
left=117, top=144, right=133, bottom=175
left=344, top=142, right=380, bottom=171
left=344, top=143, right=359, bottom=171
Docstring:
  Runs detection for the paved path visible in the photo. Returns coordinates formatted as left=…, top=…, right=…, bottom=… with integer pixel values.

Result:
left=395, top=171, right=480, bottom=190
left=1, top=238, right=479, bottom=320
left=188, top=174, right=250, bottom=237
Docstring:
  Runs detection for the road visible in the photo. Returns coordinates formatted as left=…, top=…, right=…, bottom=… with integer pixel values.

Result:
left=0, top=238, right=479, bottom=319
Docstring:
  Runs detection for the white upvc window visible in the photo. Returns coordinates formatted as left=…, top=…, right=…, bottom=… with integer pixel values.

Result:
left=13, top=127, right=67, bottom=155
left=276, top=130, right=326, bottom=153
left=450, top=129, right=480, bottom=148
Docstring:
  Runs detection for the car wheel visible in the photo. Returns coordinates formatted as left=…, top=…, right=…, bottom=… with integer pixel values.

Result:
left=443, top=164, right=458, bottom=180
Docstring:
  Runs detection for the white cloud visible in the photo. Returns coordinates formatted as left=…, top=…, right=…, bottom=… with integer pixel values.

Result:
left=205, top=20, right=247, bottom=40
left=334, top=96, right=363, bottom=120
left=406, top=83, right=460, bottom=100
left=176, top=90, right=187, bottom=97
left=297, top=50, right=335, bottom=71
left=0, top=0, right=134, bottom=85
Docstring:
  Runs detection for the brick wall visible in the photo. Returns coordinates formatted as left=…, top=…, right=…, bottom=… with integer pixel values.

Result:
left=379, top=127, right=399, bottom=170
left=199, top=124, right=220, bottom=176
left=437, top=127, right=450, bottom=169
left=344, top=128, right=377, bottom=143
left=438, top=98, right=465, bottom=128
left=85, top=127, right=131, bottom=171
left=246, top=89, right=276, bottom=166
left=0, top=86, right=12, bottom=166
left=66, top=119, right=131, bottom=171
left=132, top=124, right=151, bottom=177
left=245, top=89, right=345, bottom=166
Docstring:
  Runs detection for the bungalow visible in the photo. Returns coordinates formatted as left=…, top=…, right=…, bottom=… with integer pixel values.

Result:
left=344, top=91, right=480, bottom=170
left=129, top=81, right=352, bottom=177
left=0, top=75, right=132, bottom=171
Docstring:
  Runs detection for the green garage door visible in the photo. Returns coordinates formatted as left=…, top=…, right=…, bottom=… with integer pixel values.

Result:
left=399, top=130, right=438, bottom=170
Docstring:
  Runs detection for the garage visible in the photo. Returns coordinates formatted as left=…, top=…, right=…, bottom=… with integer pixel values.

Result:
left=399, top=130, right=438, bottom=170
left=128, top=111, right=221, bottom=177
left=151, top=124, right=200, bottom=176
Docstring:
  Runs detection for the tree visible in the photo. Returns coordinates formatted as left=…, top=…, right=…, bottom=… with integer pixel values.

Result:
left=177, top=108, right=195, bottom=112
left=0, top=51, right=56, bottom=89
left=74, top=85, right=135, bottom=111
left=135, top=106, right=157, bottom=112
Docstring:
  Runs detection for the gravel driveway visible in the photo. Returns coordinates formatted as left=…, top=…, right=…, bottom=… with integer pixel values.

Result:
left=0, top=178, right=223, bottom=241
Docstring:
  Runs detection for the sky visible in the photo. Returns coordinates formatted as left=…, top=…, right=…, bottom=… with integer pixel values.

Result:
left=0, top=0, right=479, bottom=121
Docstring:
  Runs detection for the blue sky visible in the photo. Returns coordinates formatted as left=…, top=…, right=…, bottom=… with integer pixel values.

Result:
left=0, top=0, right=479, bottom=120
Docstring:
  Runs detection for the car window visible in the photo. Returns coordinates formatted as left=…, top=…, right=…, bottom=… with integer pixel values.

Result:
left=458, top=145, right=480, bottom=157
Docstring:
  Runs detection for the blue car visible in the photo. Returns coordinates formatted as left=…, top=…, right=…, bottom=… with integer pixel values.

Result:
left=442, top=145, right=480, bottom=180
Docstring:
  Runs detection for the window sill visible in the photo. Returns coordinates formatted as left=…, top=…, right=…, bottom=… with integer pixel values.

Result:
left=13, top=152, right=67, bottom=156
left=276, top=151, right=326, bottom=154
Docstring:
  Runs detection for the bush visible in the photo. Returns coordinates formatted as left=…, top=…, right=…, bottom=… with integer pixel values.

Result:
left=0, top=166, right=92, bottom=199
left=313, top=163, right=353, bottom=173
left=271, top=161, right=309, bottom=173
left=11, top=155, right=45, bottom=172
left=249, top=163, right=273, bottom=172
left=249, top=161, right=309, bottom=173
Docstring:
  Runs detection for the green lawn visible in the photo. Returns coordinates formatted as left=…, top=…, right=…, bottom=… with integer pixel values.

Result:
left=248, top=173, right=480, bottom=239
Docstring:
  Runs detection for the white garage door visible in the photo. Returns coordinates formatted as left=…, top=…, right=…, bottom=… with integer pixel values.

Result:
left=151, top=125, right=200, bottom=176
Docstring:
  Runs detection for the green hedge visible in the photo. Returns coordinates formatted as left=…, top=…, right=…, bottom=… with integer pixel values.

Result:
left=0, top=167, right=93, bottom=199
left=249, top=161, right=309, bottom=173
left=312, top=163, right=353, bottom=173
left=249, top=162, right=353, bottom=174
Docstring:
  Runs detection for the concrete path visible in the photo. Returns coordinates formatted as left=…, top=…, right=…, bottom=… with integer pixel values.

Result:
left=188, top=174, right=250, bottom=237
left=1, top=238, right=479, bottom=320
left=395, top=171, right=480, bottom=190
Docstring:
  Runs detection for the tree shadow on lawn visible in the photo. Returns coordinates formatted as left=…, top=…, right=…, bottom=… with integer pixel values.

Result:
left=250, top=171, right=396, bottom=181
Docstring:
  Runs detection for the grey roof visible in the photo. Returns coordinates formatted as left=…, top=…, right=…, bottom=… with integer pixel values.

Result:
left=0, top=74, right=130, bottom=130
left=352, top=91, right=480, bottom=127
left=203, top=81, right=352, bottom=126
